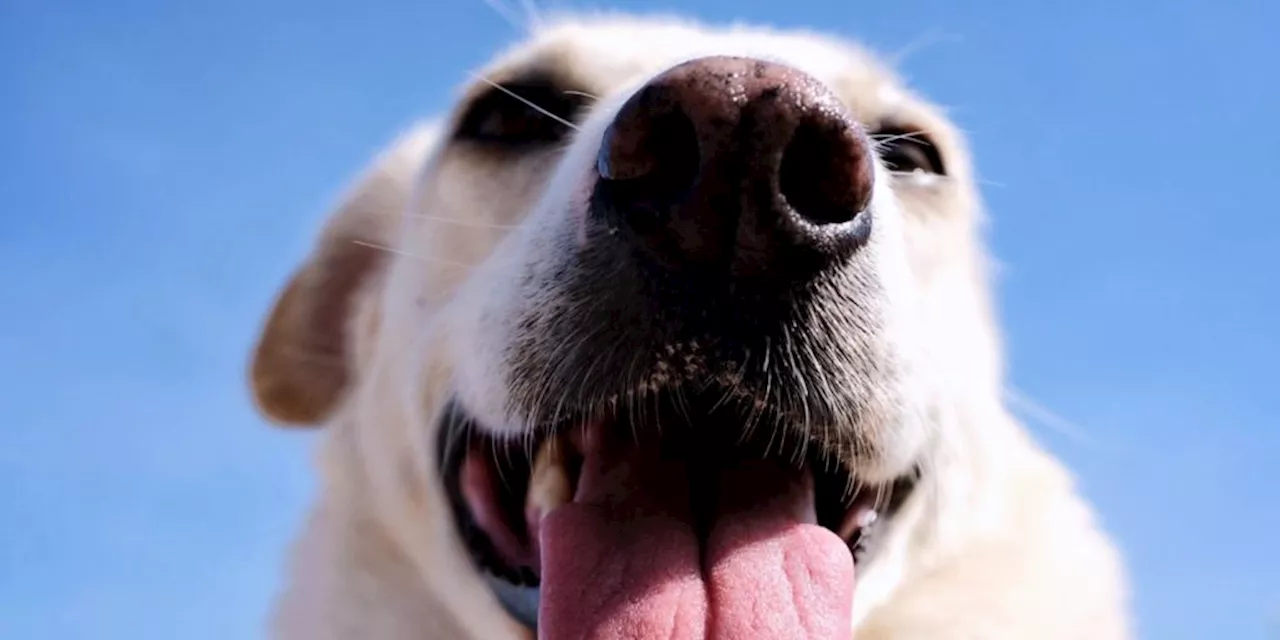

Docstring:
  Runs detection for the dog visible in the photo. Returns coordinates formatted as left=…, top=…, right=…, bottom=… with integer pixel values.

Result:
left=248, top=13, right=1132, bottom=639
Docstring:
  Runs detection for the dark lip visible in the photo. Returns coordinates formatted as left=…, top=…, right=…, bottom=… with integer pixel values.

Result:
left=435, top=396, right=919, bottom=633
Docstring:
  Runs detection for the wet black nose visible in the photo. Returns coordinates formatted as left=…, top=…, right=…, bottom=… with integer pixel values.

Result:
left=593, top=55, right=875, bottom=280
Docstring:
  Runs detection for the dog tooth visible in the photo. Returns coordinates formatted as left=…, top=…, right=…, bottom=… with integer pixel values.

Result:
left=857, top=509, right=879, bottom=529
left=838, top=506, right=879, bottom=540
left=527, top=437, right=571, bottom=521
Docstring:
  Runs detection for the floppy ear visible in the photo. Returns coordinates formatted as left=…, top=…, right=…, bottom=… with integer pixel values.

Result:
left=249, top=122, right=441, bottom=427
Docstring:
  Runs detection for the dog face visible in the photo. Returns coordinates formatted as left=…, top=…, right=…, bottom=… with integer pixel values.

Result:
left=251, top=14, right=1011, bottom=638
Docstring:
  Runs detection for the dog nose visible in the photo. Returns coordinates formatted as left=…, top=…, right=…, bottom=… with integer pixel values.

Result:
left=594, top=56, right=875, bottom=279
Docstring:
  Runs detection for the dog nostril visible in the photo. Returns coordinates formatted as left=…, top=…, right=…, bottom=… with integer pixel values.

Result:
left=778, top=119, right=875, bottom=226
left=596, top=109, right=701, bottom=226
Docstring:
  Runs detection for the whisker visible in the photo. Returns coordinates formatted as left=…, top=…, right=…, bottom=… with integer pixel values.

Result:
left=516, top=0, right=541, bottom=29
left=350, top=239, right=475, bottom=269
left=887, top=29, right=965, bottom=67
left=471, top=74, right=582, bottom=132
left=562, top=89, right=600, bottom=101
left=870, top=130, right=931, bottom=147
left=478, top=0, right=525, bottom=31
left=401, top=212, right=520, bottom=230
left=1004, top=386, right=1107, bottom=450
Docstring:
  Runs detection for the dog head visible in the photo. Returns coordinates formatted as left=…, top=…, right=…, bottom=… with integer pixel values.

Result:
left=251, top=14, right=1007, bottom=638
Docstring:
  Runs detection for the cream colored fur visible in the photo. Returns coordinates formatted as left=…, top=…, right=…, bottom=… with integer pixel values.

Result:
left=249, top=14, right=1131, bottom=639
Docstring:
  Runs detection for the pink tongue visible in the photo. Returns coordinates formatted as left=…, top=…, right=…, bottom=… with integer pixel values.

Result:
left=538, top=427, right=855, bottom=639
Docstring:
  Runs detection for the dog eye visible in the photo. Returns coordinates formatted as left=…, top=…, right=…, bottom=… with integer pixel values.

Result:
left=454, top=79, right=586, bottom=148
left=872, top=127, right=946, bottom=176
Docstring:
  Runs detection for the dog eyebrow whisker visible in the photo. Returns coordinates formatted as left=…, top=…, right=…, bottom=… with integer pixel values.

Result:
left=886, top=29, right=965, bottom=67
left=515, top=0, right=542, bottom=29
left=562, top=89, right=600, bottom=101
left=350, top=239, right=475, bottom=269
left=471, top=73, right=582, bottom=132
left=401, top=212, right=521, bottom=230
left=478, top=0, right=528, bottom=32
left=869, top=130, right=931, bottom=147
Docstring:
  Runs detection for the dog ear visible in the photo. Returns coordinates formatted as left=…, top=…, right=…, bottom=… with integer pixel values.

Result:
left=249, top=122, right=441, bottom=427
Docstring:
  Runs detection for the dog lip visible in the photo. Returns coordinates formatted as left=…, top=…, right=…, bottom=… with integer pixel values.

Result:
left=435, top=397, right=919, bottom=633
left=483, top=574, right=541, bottom=631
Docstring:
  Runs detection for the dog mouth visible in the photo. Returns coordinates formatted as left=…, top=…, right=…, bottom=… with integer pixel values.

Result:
left=438, top=391, right=918, bottom=636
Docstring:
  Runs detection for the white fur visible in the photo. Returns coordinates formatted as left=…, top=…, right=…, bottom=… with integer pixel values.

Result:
left=250, top=14, right=1131, bottom=639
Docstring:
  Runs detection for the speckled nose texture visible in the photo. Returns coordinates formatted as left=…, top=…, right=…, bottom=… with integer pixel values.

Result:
left=594, top=55, right=876, bottom=280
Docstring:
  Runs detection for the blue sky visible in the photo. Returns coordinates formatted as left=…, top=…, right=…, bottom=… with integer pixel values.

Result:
left=1, top=0, right=1276, bottom=638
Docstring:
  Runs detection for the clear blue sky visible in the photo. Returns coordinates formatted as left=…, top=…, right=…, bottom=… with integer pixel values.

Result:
left=1, top=1, right=1276, bottom=638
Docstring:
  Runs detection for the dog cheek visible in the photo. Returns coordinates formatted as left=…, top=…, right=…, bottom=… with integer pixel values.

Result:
left=444, top=235, right=555, bottom=435
left=844, top=201, right=935, bottom=481
left=448, top=308, right=522, bottom=436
